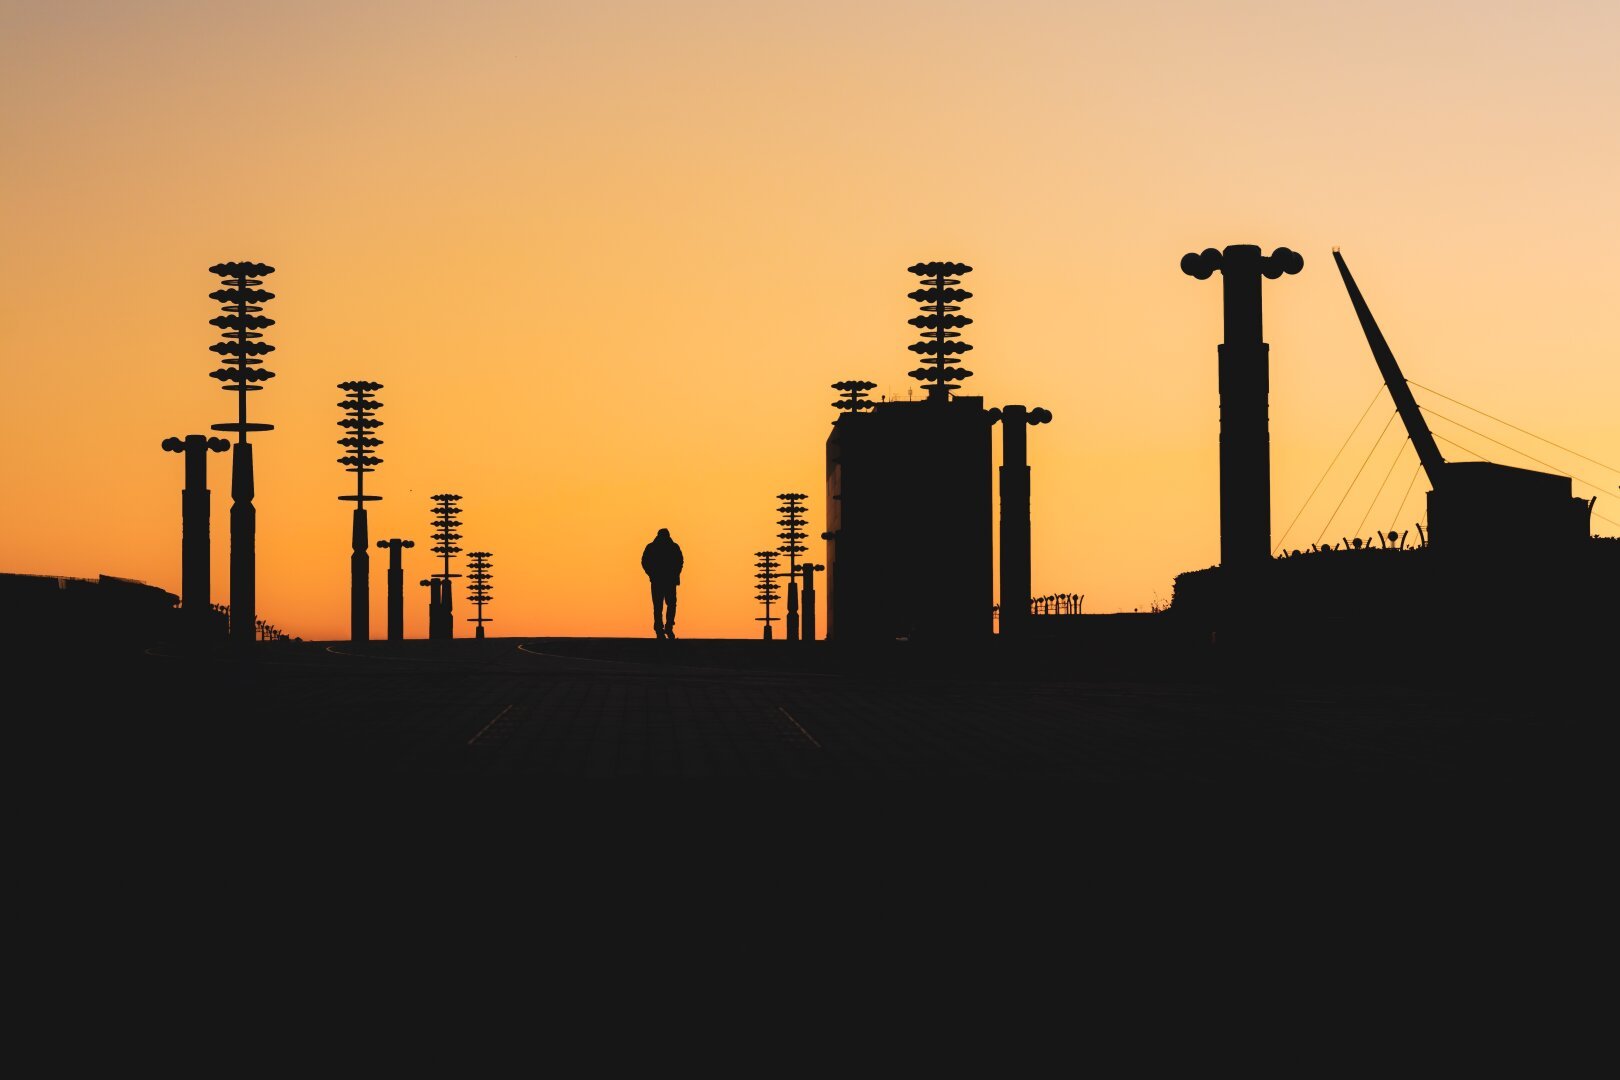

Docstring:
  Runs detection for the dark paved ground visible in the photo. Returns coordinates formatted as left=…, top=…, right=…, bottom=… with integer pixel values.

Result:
left=40, top=634, right=1607, bottom=782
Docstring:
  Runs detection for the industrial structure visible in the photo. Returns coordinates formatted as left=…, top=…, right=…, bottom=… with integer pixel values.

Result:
left=1331, top=250, right=1593, bottom=558
left=1171, top=245, right=1613, bottom=652
left=824, top=261, right=1059, bottom=643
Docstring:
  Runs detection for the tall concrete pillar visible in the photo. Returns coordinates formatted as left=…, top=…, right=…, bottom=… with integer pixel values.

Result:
left=1180, top=245, right=1302, bottom=568
left=993, top=405, right=1051, bottom=636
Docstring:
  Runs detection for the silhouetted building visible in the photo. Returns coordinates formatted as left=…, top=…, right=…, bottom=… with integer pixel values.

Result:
left=826, top=394, right=993, bottom=641
left=1, top=573, right=183, bottom=647
left=824, top=262, right=996, bottom=643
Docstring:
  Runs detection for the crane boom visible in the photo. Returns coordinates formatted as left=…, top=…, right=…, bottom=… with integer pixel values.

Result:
left=1332, top=249, right=1447, bottom=488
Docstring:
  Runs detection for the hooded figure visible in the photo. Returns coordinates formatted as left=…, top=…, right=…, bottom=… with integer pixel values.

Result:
left=641, top=528, right=684, bottom=639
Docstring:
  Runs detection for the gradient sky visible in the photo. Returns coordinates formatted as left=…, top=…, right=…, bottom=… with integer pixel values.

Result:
left=3, top=0, right=1616, bottom=640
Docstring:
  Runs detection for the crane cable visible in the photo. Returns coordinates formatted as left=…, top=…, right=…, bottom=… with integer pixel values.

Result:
left=1409, top=379, right=1620, bottom=475
left=1273, top=384, right=1385, bottom=554
left=1388, top=460, right=1424, bottom=535
left=1419, top=405, right=1618, bottom=503
left=1316, top=409, right=1399, bottom=547
left=1354, top=430, right=1414, bottom=540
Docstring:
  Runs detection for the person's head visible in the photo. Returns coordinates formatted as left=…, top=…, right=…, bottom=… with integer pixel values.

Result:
left=656, top=528, right=670, bottom=540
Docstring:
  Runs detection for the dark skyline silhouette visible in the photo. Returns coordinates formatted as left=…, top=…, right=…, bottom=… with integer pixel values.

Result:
left=22, top=250, right=1609, bottom=655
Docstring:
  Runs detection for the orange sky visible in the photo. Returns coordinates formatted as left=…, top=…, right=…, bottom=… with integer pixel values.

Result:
left=3, top=0, right=1616, bottom=640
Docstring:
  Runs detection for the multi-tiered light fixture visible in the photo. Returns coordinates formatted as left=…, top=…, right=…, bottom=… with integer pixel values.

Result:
left=905, top=261, right=974, bottom=401
left=831, top=379, right=878, bottom=412
left=466, top=551, right=493, bottom=640
left=428, top=494, right=463, bottom=640
left=337, top=380, right=383, bottom=641
left=777, top=493, right=808, bottom=642
left=753, top=550, right=780, bottom=640
left=207, top=261, right=277, bottom=644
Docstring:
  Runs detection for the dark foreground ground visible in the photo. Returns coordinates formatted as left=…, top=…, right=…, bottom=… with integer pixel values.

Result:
left=33, top=631, right=1613, bottom=782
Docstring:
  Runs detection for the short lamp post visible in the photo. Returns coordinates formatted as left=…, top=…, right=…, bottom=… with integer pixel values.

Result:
left=754, top=549, right=781, bottom=640
left=466, top=551, right=493, bottom=640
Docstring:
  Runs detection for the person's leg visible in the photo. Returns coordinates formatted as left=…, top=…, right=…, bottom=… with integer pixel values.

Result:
left=664, top=583, right=677, bottom=638
left=650, top=581, right=664, bottom=637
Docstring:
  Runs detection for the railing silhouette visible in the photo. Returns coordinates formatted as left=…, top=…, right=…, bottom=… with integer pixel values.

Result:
left=1028, top=593, right=1084, bottom=615
left=209, top=602, right=290, bottom=641
left=1275, top=527, right=1421, bottom=557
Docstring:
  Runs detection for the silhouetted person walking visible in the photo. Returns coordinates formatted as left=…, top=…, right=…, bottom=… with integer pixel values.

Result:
left=642, top=528, right=683, bottom=639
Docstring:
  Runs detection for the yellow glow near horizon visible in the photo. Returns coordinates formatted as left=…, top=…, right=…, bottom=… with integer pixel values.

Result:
left=2, top=1, right=1616, bottom=641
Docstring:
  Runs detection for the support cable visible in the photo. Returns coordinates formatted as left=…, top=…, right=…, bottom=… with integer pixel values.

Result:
left=1355, top=434, right=1413, bottom=540
left=1274, top=384, right=1385, bottom=554
left=1409, top=380, right=1619, bottom=475
left=1421, top=407, right=1618, bottom=500
left=1316, top=409, right=1399, bottom=547
left=1388, top=461, right=1425, bottom=535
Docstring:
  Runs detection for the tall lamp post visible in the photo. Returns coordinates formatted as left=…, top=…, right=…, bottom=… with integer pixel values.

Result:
left=337, top=381, right=383, bottom=641
left=777, top=492, right=808, bottom=642
left=206, top=261, right=277, bottom=644
left=428, top=494, right=463, bottom=640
